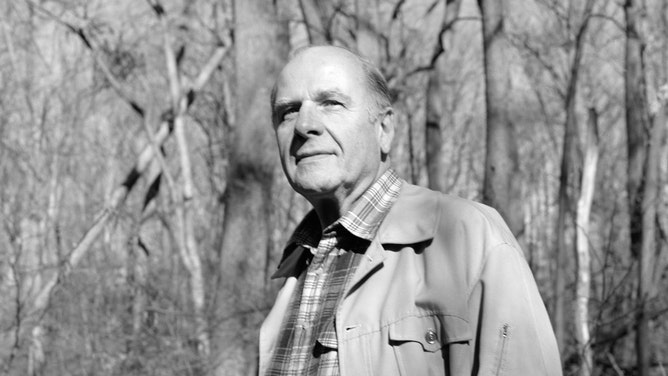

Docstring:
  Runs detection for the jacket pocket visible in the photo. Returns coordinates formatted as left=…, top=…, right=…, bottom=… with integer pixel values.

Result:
left=388, top=313, right=471, bottom=349
left=388, top=313, right=471, bottom=375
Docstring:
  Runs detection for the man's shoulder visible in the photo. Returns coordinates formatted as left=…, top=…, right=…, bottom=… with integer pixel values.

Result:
left=379, top=182, right=516, bottom=247
left=389, top=180, right=492, bottom=213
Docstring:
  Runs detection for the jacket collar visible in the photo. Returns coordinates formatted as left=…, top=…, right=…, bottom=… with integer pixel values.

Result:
left=272, top=181, right=440, bottom=279
left=376, top=182, right=441, bottom=244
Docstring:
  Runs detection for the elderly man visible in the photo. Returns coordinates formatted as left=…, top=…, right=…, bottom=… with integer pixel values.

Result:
left=259, top=45, right=562, bottom=376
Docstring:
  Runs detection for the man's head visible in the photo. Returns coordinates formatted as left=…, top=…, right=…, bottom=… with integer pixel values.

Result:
left=271, top=46, right=395, bottom=219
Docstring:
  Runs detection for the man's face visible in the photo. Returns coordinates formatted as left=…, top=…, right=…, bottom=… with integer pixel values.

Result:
left=272, top=47, right=388, bottom=201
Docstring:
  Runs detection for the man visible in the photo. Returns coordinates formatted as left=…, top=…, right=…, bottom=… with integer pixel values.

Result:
left=259, top=45, right=562, bottom=375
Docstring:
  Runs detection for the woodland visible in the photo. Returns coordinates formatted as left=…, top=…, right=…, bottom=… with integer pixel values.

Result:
left=0, top=0, right=666, bottom=375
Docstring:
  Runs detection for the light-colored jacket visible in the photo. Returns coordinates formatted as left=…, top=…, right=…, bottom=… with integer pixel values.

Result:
left=259, top=182, right=562, bottom=375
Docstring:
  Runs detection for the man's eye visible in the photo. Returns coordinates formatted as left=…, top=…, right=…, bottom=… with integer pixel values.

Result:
left=279, top=107, right=299, bottom=122
left=322, top=100, right=343, bottom=107
left=285, top=108, right=299, bottom=119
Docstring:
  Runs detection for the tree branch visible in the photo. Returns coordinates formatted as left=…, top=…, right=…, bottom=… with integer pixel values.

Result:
left=406, top=15, right=479, bottom=77
left=25, top=0, right=145, bottom=117
left=593, top=305, right=668, bottom=348
left=590, top=12, right=625, bottom=31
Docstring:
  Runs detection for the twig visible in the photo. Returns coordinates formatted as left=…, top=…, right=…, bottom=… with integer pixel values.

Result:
left=606, top=352, right=625, bottom=376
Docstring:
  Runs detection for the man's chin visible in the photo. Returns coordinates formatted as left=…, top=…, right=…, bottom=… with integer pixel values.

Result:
left=288, top=169, right=337, bottom=190
left=293, top=184, right=336, bottom=197
left=290, top=179, right=339, bottom=199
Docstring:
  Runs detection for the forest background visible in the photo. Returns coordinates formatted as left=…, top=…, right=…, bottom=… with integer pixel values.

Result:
left=0, top=0, right=666, bottom=375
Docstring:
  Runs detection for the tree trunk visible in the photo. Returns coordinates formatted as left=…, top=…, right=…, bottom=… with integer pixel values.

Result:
left=158, top=7, right=211, bottom=359
left=426, top=68, right=445, bottom=191
left=215, top=1, right=288, bottom=374
left=127, top=230, right=148, bottom=359
left=552, top=0, right=595, bottom=356
left=299, top=0, right=335, bottom=44
left=355, top=0, right=382, bottom=65
left=478, top=0, right=523, bottom=236
left=652, top=0, right=668, bottom=310
left=636, top=100, right=665, bottom=376
left=553, top=66, right=579, bottom=364
left=425, top=0, right=462, bottom=192
left=574, top=108, right=598, bottom=376
left=624, top=1, right=651, bottom=374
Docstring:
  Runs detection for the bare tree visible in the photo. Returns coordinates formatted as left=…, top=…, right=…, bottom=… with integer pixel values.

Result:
left=552, top=0, right=596, bottom=357
left=6, top=2, right=230, bottom=373
left=425, top=0, right=463, bottom=192
left=574, top=107, right=599, bottom=376
left=623, top=0, right=652, bottom=374
left=355, top=0, right=382, bottom=65
left=215, top=0, right=288, bottom=374
left=298, top=0, right=336, bottom=44
left=478, top=0, right=523, bottom=236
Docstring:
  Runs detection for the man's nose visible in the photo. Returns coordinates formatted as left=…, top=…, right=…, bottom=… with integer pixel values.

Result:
left=294, top=103, right=323, bottom=137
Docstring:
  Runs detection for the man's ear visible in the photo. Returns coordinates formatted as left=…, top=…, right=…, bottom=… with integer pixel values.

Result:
left=378, top=107, right=395, bottom=155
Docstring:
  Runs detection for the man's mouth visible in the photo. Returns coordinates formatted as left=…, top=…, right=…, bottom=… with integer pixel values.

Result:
left=295, top=151, right=332, bottom=163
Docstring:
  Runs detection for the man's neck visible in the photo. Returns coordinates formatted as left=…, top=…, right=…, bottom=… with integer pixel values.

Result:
left=309, top=166, right=390, bottom=230
left=310, top=190, right=365, bottom=230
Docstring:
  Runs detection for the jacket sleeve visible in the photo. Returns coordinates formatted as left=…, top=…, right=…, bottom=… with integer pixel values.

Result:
left=467, top=237, right=563, bottom=375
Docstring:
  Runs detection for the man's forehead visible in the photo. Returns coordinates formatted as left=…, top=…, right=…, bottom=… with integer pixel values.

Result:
left=275, top=48, right=365, bottom=99
left=289, top=46, right=359, bottom=67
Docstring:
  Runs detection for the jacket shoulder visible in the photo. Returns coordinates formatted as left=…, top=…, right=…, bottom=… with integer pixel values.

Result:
left=380, top=182, right=519, bottom=251
left=436, top=191, right=519, bottom=250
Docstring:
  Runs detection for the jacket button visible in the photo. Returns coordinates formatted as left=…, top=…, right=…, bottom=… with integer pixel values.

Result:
left=425, top=329, right=438, bottom=344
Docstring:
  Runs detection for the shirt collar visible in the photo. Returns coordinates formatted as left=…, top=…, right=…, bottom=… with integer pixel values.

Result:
left=339, top=168, right=402, bottom=240
left=280, top=169, right=402, bottom=254
left=273, top=177, right=443, bottom=279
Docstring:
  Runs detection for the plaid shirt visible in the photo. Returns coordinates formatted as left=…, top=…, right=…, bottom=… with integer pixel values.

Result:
left=265, top=169, right=402, bottom=376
